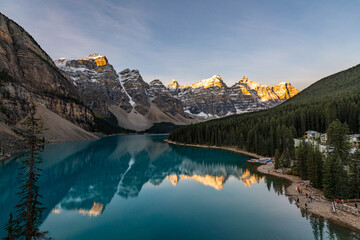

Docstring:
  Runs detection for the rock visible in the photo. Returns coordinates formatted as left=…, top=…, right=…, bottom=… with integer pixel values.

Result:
left=0, top=13, right=94, bottom=131
left=55, top=54, right=132, bottom=117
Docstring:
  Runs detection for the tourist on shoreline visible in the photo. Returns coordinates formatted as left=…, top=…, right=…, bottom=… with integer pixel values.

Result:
left=355, top=202, right=358, bottom=208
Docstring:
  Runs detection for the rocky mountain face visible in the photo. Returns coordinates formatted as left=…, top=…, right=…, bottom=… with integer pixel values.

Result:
left=55, top=54, right=132, bottom=117
left=167, top=75, right=299, bottom=117
left=56, top=54, right=299, bottom=131
left=55, top=57, right=197, bottom=131
left=0, top=13, right=96, bottom=156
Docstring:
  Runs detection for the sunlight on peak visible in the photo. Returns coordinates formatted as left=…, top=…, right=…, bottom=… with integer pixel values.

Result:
left=167, top=174, right=225, bottom=190
left=166, top=170, right=265, bottom=190
left=77, top=202, right=104, bottom=217
left=83, top=53, right=107, bottom=67
left=191, top=74, right=224, bottom=89
left=240, top=170, right=265, bottom=187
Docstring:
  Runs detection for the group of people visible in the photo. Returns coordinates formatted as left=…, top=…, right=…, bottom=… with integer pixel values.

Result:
left=336, top=198, right=344, bottom=204
left=296, top=186, right=313, bottom=210
left=335, top=198, right=359, bottom=211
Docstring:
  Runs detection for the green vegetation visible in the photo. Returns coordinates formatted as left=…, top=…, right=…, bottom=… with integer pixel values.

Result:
left=169, top=64, right=360, bottom=156
left=169, top=64, right=360, bottom=199
left=93, top=112, right=131, bottom=134
left=296, top=121, right=359, bottom=199
left=143, top=122, right=181, bottom=134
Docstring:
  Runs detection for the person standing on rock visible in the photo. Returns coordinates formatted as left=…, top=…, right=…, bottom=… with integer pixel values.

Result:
left=355, top=202, right=358, bottom=208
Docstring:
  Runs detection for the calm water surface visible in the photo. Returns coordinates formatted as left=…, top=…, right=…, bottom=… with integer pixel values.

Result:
left=1, top=135, right=359, bottom=240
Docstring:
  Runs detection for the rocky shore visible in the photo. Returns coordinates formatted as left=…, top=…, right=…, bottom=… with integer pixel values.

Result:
left=165, top=140, right=360, bottom=233
left=257, top=163, right=360, bottom=232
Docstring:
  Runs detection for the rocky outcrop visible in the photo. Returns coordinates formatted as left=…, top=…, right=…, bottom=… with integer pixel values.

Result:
left=239, top=76, right=300, bottom=102
left=55, top=60, right=197, bottom=131
left=168, top=75, right=236, bottom=117
left=167, top=75, right=299, bottom=117
left=147, top=79, right=184, bottom=116
left=119, top=68, right=150, bottom=115
left=56, top=53, right=299, bottom=130
left=55, top=54, right=132, bottom=117
left=0, top=13, right=94, bottom=134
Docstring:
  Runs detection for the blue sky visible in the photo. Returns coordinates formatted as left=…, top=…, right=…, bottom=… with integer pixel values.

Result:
left=2, top=0, right=360, bottom=89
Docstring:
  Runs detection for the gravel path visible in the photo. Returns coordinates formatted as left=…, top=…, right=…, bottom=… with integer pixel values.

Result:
left=258, top=162, right=360, bottom=232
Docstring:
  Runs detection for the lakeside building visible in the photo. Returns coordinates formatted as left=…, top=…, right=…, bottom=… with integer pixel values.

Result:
left=295, top=130, right=359, bottom=154
left=349, top=134, right=360, bottom=147
left=305, top=130, right=321, bottom=141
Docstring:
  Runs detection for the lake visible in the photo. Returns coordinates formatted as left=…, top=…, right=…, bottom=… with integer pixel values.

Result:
left=1, top=134, right=359, bottom=239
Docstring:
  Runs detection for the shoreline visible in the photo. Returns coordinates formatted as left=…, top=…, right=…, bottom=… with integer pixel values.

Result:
left=257, top=163, right=360, bottom=232
left=166, top=139, right=360, bottom=233
left=164, top=139, right=265, bottom=159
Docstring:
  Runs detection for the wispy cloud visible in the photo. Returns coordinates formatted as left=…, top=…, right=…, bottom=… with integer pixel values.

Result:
left=2, top=0, right=360, bottom=90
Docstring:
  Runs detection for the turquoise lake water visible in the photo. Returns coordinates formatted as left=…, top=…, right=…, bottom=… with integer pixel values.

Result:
left=1, top=134, right=359, bottom=239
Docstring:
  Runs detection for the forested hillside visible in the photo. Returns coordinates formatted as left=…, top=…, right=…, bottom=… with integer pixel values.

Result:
left=168, top=64, right=360, bottom=157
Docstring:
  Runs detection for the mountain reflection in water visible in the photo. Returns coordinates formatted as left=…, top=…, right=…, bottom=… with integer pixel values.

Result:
left=0, top=135, right=264, bottom=220
left=1, top=135, right=359, bottom=240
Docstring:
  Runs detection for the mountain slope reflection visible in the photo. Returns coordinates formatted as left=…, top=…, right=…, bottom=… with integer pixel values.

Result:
left=0, top=135, right=264, bottom=220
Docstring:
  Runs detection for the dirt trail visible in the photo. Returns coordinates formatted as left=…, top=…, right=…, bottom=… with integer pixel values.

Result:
left=258, top=163, right=360, bottom=232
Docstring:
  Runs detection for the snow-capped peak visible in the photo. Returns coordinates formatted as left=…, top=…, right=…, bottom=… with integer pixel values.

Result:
left=167, top=79, right=179, bottom=89
left=83, top=53, right=104, bottom=60
left=54, top=57, right=69, bottom=67
left=191, top=75, right=226, bottom=89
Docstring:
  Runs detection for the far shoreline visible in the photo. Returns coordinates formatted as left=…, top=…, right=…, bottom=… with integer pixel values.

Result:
left=165, top=139, right=360, bottom=233
left=164, top=139, right=265, bottom=159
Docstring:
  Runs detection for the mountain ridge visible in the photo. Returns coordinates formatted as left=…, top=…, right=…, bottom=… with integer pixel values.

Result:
left=55, top=54, right=299, bottom=130
left=168, top=63, right=360, bottom=157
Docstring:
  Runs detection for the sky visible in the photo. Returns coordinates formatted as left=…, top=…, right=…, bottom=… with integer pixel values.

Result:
left=2, top=0, right=360, bottom=90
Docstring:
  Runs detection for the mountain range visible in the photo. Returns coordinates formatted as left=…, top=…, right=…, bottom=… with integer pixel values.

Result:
left=55, top=53, right=299, bottom=131
left=0, top=12, right=299, bottom=155
left=168, top=61, right=360, bottom=157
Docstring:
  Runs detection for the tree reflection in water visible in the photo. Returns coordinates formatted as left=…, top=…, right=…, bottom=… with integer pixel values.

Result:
left=1, top=135, right=359, bottom=239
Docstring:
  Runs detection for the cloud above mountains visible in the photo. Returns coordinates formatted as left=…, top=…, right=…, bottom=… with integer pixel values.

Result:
left=3, top=0, right=360, bottom=90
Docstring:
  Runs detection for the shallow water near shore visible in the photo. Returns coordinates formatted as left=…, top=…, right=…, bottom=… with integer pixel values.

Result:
left=1, top=134, right=359, bottom=239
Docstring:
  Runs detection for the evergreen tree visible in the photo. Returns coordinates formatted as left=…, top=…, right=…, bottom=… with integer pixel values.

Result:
left=3, top=213, right=16, bottom=240
left=349, top=150, right=360, bottom=198
left=323, top=120, right=351, bottom=199
left=313, top=146, right=323, bottom=189
left=14, top=103, right=50, bottom=240
left=327, top=119, right=351, bottom=164
left=296, top=143, right=308, bottom=180
left=307, top=146, right=315, bottom=184
left=274, top=149, right=281, bottom=169
left=282, top=151, right=291, bottom=168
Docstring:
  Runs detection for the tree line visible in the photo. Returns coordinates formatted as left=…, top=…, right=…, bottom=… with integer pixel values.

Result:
left=169, top=65, right=360, bottom=199
left=277, top=120, right=360, bottom=199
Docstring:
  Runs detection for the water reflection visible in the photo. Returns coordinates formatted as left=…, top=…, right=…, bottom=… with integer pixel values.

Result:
left=0, top=135, right=266, bottom=221
left=0, top=135, right=359, bottom=239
